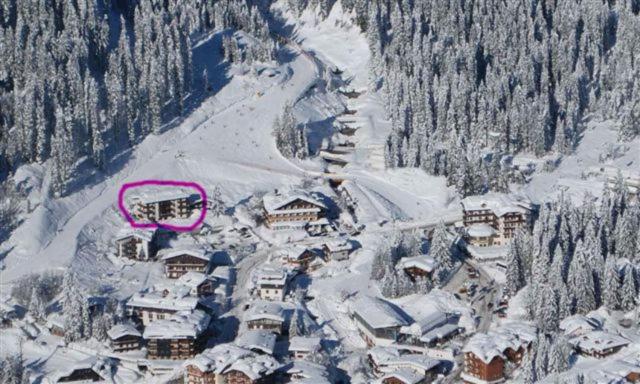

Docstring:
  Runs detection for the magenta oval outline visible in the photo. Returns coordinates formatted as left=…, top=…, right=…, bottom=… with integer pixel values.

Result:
left=118, top=179, right=208, bottom=232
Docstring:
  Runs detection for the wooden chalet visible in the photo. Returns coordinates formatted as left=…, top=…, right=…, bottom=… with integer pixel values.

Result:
left=115, top=228, right=157, bottom=261
left=130, top=191, right=194, bottom=222
left=107, top=324, right=142, bottom=353
left=143, top=310, right=210, bottom=360
left=396, top=255, right=437, bottom=282
left=462, top=323, right=536, bottom=384
left=570, top=331, right=630, bottom=359
left=276, top=246, right=315, bottom=271
left=161, top=248, right=212, bottom=279
left=47, top=357, right=112, bottom=383
left=350, top=296, right=410, bottom=347
left=256, top=266, right=288, bottom=302
left=322, top=240, right=356, bottom=261
left=244, top=301, right=286, bottom=335
left=126, top=289, right=199, bottom=326
left=461, top=194, right=533, bottom=246
left=262, top=190, right=327, bottom=231
left=184, top=344, right=280, bottom=384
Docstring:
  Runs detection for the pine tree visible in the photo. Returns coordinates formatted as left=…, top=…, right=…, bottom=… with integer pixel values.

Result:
left=620, top=265, right=637, bottom=311
left=603, top=257, right=621, bottom=310
left=29, top=283, right=46, bottom=321
left=210, top=185, right=225, bottom=217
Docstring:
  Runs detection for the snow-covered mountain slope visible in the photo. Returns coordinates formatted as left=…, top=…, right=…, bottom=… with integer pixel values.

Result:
left=1, top=8, right=458, bottom=285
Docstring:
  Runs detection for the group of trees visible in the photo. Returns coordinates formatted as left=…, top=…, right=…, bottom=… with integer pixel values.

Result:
left=11, top=271, right=63, bottom=318
left=60, top=271, right=117, bottom=343
left=273, top=104, right=310, bottom=159
left=504, top=176, right=639, bottom=333
left=0, top=352, right=26, bottom=384
left=519, top=333, right=573, bottom=383
left=370, top=222, right=455, bottom=298
left=0, top=0, right=275, bottom=195
left=288, top=0, right=640, bottom=195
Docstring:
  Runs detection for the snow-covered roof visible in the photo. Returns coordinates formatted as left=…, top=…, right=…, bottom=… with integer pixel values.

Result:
left=46, top=313, right=65, bottom=329
left=176, top=271, right=216, bottom=289
left=263, top=190, right=326, bottom=214
left=115, top=228, right=156, bottom=242
left=235, top=330, right=277, bottom=355
left=160, top=247, right=211, bottom=262
left=397, top=254, right=437, bottom=273
left=130, top=189, right=193, bottom=205
left=559, top=314, right=602, bottom=336
left=463, top=322, right=537, bottom=364
left=127, top=290, right=199, bottom=312
left=289, top=336, right=321, bottom=353
left=570, top=331, right=630, bottom=353
left=461, top=193, right=532, bottom=217
left=256, top=265, right=288, bottom=286
left=368, top=347, right=440, bottom=373
left=275, top=245, right=312, bottom=261
left=185, top=344, right=280, bottom=379
left=400, top=310, right=453, bottom=337
left=380, top=368, right=424, bottom=384
left=466, top=223, right=497, bottom=238
left=107, top=324, right=141, bottom=340
left=245, top=301, right=285, bottom=323
left=47, top=356, right=112, bottom=383
left=284, top=360, right=332, bottom=384
left=323, top=240, right=355, bottom=253
left=351, top=296, right=410, bottom=329
left=143, top=310, right=210, bottom=339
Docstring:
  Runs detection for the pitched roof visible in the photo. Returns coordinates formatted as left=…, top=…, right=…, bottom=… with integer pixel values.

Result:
left=107, top=324, right=141, bottom=340
left=397, top=255, right=437, bottom=273
left=235, top=330, right=277, bottom=355
left=143, top=310, right=210, bottom=339
left=461, top=193, right=532, bottom=217
left=323, top=240, right=355, bottom=253
left=126, top=290, right=199, bottom=312
left=463, top=322, right=537, bottom=364
left=289, top=336, right=322, bottom=353
left=115, top=228, right=156, bottom=242
left=350, top=296, right=410, bottom=329
left=185, top=344, right=280, bottom=379
left=380, top=368, right=424, bottom=384
left=160, top=248, right=211, bottom=262
left=570, top=331, right=630, bottom=353
left=263, top=190, right=326, bottom=214
left=244, top=301, right=285, bottom=323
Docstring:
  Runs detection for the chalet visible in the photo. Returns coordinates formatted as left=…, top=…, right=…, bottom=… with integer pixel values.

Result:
left=126, top=289, right=199, bottom=326
left=256, top=266, right=288, bottom=302
left=107, top=324, right=142, bottom=353
left=175, top=272, right=217, bottom=297
left=284, top=360, right=332, bottom=384
left=236, top=329, right=277, bottom=356
left=130, top=190, right=194, bottom=222
left=184, top=344, right=280, bottom=384
left=461, top=194, right=533, bottom=246
left=143, top=310, right=211, bottom=360
left=262, top=190, right=327, bottom=231
left=244, top=301, right=286, bottom=334
left=396, top=255, right=437, bottom=282
left=161, top=248, right=212, bottom=278
left=462, top=323, right=536, bottom=384
left=288, top=336, right=321, bottom=360
left=46, top=313, right=66, bottom=337
left=322, top=240, right=356, bottom=261
left=368, top=347, right=440, bottom=382
left=380, top=369, right=428, bottom=384
left=274, top=246, right=316, bottom=271
left=465, top=224, right=497, bottom=248
left=559, top=314, right=603, bottom=337
left=569, top=331, right=630, bottom=359
left=115, top=228, right=158, bottom=260
left=350, top=296, right=410, bottom=347
left=45, top=357, right=112, bottom=383
left=398, top=311, right=462, bottom=347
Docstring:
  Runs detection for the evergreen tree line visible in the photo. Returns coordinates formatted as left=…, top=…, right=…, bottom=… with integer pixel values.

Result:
left=273, top=104, right=310, bottom=159
left=290, top=0, right=640, bottom=195
left=519, top=332, right=573, bottom=383
left=504, top=177, right=640, bottom=333
left=370, top=222, right=456, bottom=298
left=0, top=352, right=27, bottom=384
left=0, top=0, right=274, bottom=195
